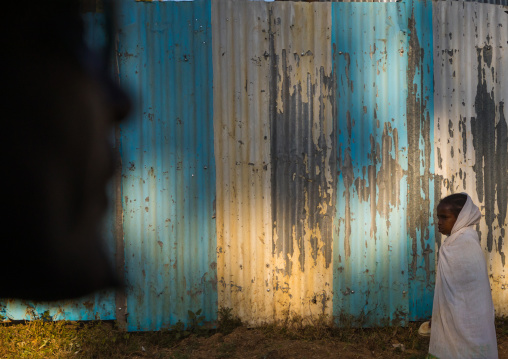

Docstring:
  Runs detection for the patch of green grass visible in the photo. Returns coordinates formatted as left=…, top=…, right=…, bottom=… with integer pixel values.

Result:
left=0, top=320, right=82, bottom=358
left=0, top=319, right=192, bottom=358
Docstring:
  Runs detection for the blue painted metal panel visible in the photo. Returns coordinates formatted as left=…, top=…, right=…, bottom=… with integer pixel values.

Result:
left=332, top=2, right=410, bottom=326
left=404, top=0, right=435, bottom=321
left=117, top=0, right=216, bottom=331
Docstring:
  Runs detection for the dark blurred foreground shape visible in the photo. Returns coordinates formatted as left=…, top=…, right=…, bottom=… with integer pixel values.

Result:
left=1, top=0, right=130, bottom=301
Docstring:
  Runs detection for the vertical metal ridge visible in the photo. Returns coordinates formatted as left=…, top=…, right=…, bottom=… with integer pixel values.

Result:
left=433, top=1, right=507, bottom=315
left=213, top=0, right=274, bottom=325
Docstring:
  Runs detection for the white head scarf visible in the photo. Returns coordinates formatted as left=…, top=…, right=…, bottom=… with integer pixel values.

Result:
left=450, top=192, right=481, bottom=235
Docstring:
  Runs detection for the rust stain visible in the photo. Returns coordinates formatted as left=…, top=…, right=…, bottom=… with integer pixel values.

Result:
left=341, top=121, right=402, bottom=252
left=83, top=301, right=94, bottom=312
left=406, top=7, right=433, bottom=286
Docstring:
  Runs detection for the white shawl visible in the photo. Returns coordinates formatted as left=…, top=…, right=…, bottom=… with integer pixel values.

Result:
left=429, top=193, right=498, bottom=358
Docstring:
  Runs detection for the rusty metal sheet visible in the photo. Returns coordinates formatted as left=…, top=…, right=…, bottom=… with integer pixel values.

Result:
left=117, top=0, right=217, bottom=331
left=405, top=0, right=435, bottom=321
left=213, top=0, right=335, bottom=325
left=212, top=0, right=274, bottom=326
left=269, top=1, right=335, bottom=323
left=5, top=0, right=507, bottom=330
left=332, top=1, right=410, bottom=326
left=433, top=1, right=508, bottom=315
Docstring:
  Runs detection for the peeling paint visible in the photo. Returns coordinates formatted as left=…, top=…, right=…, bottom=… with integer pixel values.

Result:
left=433, top=0, right=507, bottom=315
left=405, top=0, right=435, bottom=321
left=118, top=0, right=217, bottom=331
left=6, top=0, right=507, bottom=328
left=333, top=1, right=410, bottom=326
left=269, top=1, right=335, bottom=322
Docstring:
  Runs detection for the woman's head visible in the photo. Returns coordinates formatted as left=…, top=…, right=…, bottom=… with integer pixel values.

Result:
left=437, top=193, right=467, bottom=235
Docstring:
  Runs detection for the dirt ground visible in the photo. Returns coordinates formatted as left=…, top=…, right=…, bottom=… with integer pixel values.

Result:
left=1, top=318, right=507, bottom=358
left=146, top=326, right=508, bottom=359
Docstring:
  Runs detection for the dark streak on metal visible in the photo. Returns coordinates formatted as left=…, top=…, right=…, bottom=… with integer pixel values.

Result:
left=344, top=53, right=351, bottom=93
left=459, top=115, right=468, bottom=164
left=269, top=8, right=279, bottom=261
left=406, top=7, right=432, bottom=288
left=346, top=110, right=352, bottom=138
left=471, top=46, right=507, bottom=262
left=496, top=103, right=507, bottom=266
left=434, top=170, right=442, bottom=264
left=269, top=9, right=335, bottom=275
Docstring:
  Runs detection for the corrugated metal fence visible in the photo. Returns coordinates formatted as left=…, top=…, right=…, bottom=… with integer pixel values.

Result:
left=433, top=0, right=508, bottom=316
left=1, top=0, right=506, bottom=330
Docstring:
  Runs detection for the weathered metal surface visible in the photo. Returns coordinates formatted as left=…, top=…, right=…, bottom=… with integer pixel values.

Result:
left=4, top=0, right=506, bottom=329
left=433, top=0, right=507, bottom=315
left=117, top=0, right=217, bottom=331
left=332, top=2, right=410, bottom=326
left=212, top=0, right=274, bottom=326
left=213, top=0, right=335, bottom=325
left=269, top=1, right=335, bottom=323
left=405, top=0, right=435, bottom=321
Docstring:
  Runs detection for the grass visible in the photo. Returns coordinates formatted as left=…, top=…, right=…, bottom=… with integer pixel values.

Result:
left=0, top=312, right=505, bottom=359
left=0, top=320, right=183, bottom=358
left=0, top=307, right=242, bottom=359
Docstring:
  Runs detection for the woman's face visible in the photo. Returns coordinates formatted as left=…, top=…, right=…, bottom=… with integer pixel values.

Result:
left=437, top=204, right=458, bottom=236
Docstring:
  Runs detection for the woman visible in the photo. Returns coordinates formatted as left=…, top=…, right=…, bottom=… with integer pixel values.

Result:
left=429, top=193, right=498, bottom=358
